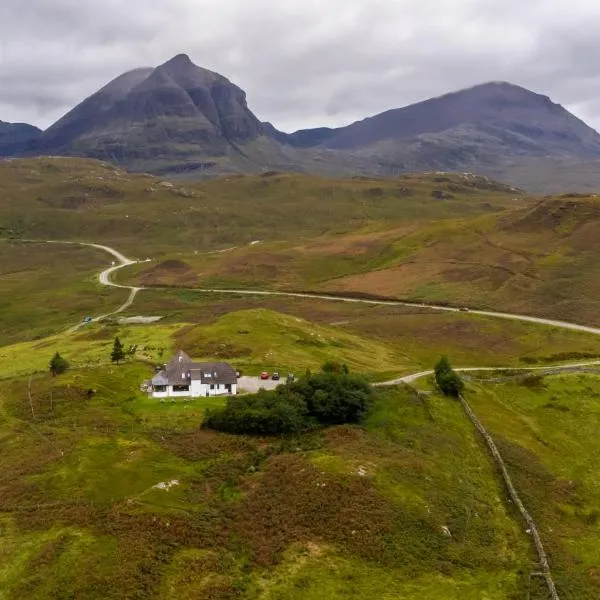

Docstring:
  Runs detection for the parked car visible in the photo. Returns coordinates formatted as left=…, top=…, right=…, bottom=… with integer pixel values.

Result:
left=272, top=372, right=280, bottom=381
left=82, top=316, right=93, bottom=323
left=286, top=373, right=295, bottom=383
left=260, top=371, right=269, bottom=380
left=236, top=370, right=242, bottom=379
left=459, top=307, right=470, bottom=312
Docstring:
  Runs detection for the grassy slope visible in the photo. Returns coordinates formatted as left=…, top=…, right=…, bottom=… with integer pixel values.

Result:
left=0, top=157, right=525, bottom=256
left=464, top=374, right=600, bottom=598
left=5, top=300, right=600, bottom=384
left=0, top=240, right=125, bottom=345
left=0, top=364, right=533, bottom=599
left=126, top=194, right=600, bottom=326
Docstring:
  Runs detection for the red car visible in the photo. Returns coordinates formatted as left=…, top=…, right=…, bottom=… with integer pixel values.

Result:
left=260, top=371, right=269, bottom=380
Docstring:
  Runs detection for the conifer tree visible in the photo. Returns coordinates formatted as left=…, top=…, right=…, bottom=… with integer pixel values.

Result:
left=111, top=336, right=125, bottom=364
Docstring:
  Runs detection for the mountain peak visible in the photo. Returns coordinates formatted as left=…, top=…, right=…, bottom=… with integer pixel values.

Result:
left=163, top=53, right=193, bottom=67
left=35, top=54, right=265, bottom=166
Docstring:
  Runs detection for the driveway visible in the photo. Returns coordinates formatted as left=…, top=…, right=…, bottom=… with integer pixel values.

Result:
left=237, top=376, right=283, bottom=394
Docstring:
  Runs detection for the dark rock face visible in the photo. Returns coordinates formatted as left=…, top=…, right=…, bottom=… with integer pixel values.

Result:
left=0, top=121, right=42, bottom=156
left=35, top=54, right=264, bottom=164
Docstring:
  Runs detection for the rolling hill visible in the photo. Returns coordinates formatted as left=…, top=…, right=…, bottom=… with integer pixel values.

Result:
left=124, top=187, right=600, bottom=327
left=0, top=157, right=525, bottom=254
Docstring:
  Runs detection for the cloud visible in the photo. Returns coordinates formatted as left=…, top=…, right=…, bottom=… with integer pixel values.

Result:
left=2, top=0, right=600, bottom=132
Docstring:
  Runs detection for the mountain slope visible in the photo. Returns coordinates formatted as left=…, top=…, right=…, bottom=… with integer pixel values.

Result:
left=34, top=55, right=274, bottom=173
left=0, top=120, right=41, bottom=156
left=11, top=66, right=600, bottom=190
left=314, top=82, right=600, bottom=155
left=266, top=82, right=600, bottom=190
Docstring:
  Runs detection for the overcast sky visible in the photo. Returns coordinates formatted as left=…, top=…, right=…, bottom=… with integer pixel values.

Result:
left=2, top=0, right=600, bottom=132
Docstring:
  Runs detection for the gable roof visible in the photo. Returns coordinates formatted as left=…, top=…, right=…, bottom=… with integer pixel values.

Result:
left=151, top=351, right=236, bottom=386
left=190, top=362, right=237, bottom=385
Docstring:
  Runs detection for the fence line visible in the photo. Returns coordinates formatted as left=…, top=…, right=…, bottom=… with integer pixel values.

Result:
left=458, top=394, right=560, bottom=600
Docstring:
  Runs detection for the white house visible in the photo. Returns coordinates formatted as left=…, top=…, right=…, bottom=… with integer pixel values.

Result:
left=148, top=351, right=237, bottom=399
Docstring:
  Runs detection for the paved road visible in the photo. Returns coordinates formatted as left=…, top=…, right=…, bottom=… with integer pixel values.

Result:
left=379, top=360, right=600, bottom=386
left=28, top=240, right=141, bottom=332
left=192, top=288, right=600, bottom=337
left=34, top=240, right=600, bottom=339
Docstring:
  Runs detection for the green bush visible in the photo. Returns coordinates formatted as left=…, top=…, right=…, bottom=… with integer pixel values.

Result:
left=49, top=352, right=69, bottom=376
left=288, top=371, right=373, bottom=425
left=204, top=367, right=374, bottom=435
left=434, top=356, right=464, bottom=398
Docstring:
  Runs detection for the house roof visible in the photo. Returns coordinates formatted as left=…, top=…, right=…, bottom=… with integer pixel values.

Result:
left=190, top=362, right=237, bottom=385
left=151, top=351, right=236, bottom=386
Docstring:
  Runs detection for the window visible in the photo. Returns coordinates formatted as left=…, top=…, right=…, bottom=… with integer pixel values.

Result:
left=172, top=385, right=190, bottom=392
left=154, top=385, right=167, bottom=393
left=210, top=384, right=215, bottom=390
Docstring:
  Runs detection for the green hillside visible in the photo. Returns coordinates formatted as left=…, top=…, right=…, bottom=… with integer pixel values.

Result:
left=464, top=373, right=600, bottom=597
left=2, top=155, right=600, bottom=599
left=0, top=157, right=526, bottom=255
left=0, top=364, right=533, bottom=600
left=126, top=193, right=600, bottom=326
left=0, top=240, right=125, bottom=345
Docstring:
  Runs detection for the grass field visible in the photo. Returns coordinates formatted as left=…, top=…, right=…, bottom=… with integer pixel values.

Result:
left=461, top=374, right=600, bottom=598
left=123, top=194, right=600, bottom=327
left=2, top=155, right=600, bottom=598
left=0, top=157, right=524, bottom=255
left=0, top=361, right=536, bottom=599
left=5, top=298, right=600, bottom=384
left=0, top=240, right=125, bottom=345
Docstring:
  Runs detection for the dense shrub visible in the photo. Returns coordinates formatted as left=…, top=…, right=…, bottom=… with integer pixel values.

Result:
left=287, top=371, right=373, bottom=425
left=204, top=388, right=310, bottom=435
left=434, top=356, right=464, bottom=398
left=204, top=365, right=374, bottom=436
left=49, top=352, right=69, bottom=376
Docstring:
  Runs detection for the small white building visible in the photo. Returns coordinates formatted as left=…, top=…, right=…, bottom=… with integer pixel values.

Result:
left=148, top=351, right=237, bottom=399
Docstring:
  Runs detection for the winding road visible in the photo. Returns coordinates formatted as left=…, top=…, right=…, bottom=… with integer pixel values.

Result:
left=38, top=239, right=600, bottom=340
left=36, top=240, right=142, bottom=332
left=35, top=239, right=592, bottom=600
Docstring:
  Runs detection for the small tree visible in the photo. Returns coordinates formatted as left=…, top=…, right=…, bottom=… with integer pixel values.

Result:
left=111, top=336, right=126, bottom=364
left=49, top=352, right=69, bottom=376
left=434, top=356, right=464, bottom=398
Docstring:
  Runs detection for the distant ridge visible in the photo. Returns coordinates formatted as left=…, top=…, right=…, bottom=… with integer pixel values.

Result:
left=6, top=57, right=600, bottom=191
left=0, top=120, right=41, bottom=156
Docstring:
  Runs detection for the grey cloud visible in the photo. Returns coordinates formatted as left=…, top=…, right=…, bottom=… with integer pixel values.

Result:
left=2, top=0, right=600, bottom=132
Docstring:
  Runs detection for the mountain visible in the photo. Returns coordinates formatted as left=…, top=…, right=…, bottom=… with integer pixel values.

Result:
left=262, top=122, right=337, bottom=148
left=265, top=82, right=600, bottom=190
left=12, top=60, right=600, bottom=190
left=34, top=54, right=277, bottom=173
left=0, top=120, right=41, bottom=156
left=293, top=82, right=600, bottom=154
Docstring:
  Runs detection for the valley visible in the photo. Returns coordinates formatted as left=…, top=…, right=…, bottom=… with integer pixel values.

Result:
left=1, top=156, right=600, bottom=599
